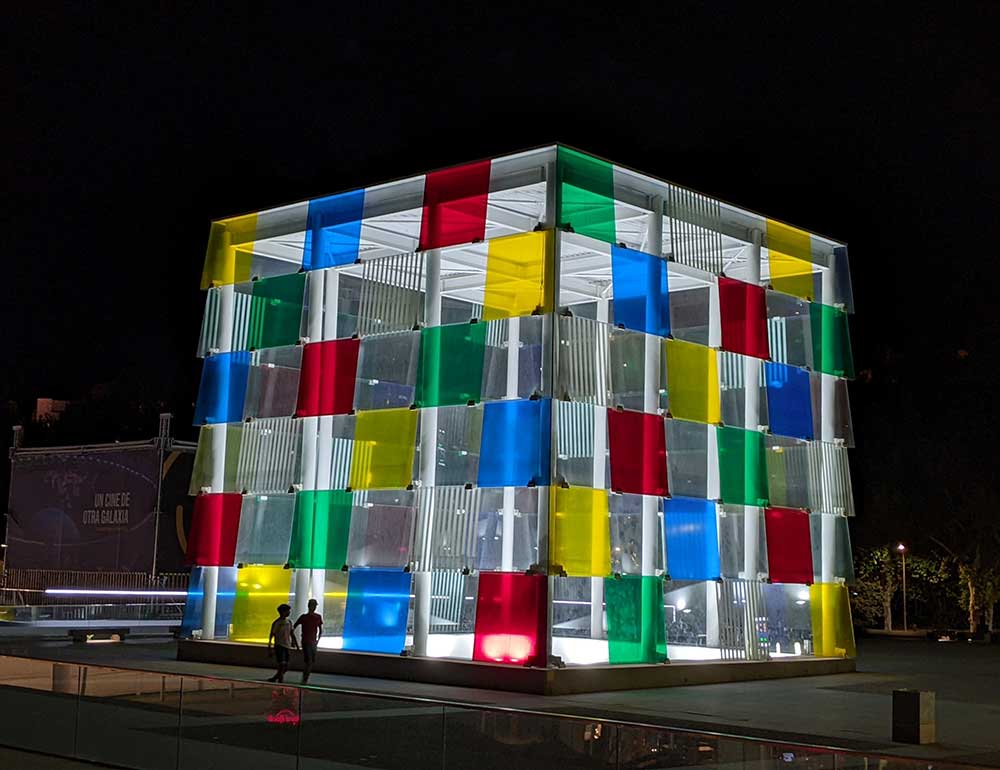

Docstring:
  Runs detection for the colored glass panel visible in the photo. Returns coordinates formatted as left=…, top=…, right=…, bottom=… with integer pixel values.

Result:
left=229, top=565, right=293, bottom=644
left=296, top=338, right=361, bottom=417
left=348, top=408, right=418, bottom=490
left=557, top=146, right=616, bottom=243
left=472, top=571, right=547, bottom=666
left=247, top=273, right=306, bottom=350
left=610, top=245, right=670, bottom=337
left=180, top=566, right=237, bottom=639
left=194, top=351, right=250, bottom=425
left=663, top=497, right=720, bottom=581
left=342, top=568, right=411, bottom=654
left=718, top=427, right=769, bottom=506
left=765, top=362, right=814, bottom=440
left=187, top=493, right=243, bottom=567
left=414, top=322, right=487, bottom=407
left=482, top=230, right=553, bottom=320
left=764, top=507, right=813, bottom=584
left=189, top=423, right=243, bottom=494
left=811, top=302, right=854, bottom=378
left=303, top=189, right=365, bottom=270
left=287, top=490, right=353, bottom=569
left=201, top=214, right=256, bottom=289
left=767, top=219, right=816, bottom=300
left=550, top=487, right=611, bottom=577
left=718, top=276, right=769, bottom=359
left=810, top=582, right=857, bottom=657
left=604, top=575, right=667, bottom=664
left=476, top=398, right=552, bottom=487
left=608, top=409, right=668, bottom=496
left=664, top=339, right=720, bottom=423
left=418, top=160, right=491, bottom=250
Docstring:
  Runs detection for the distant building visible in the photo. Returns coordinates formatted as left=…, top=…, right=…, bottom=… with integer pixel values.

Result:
left=32, top=398, right=70, bottom=424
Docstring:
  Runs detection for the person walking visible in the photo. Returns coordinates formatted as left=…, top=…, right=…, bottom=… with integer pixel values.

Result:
left=267, top=603, right=297, bottom=683
left=293, top=598, right=324, bottom=684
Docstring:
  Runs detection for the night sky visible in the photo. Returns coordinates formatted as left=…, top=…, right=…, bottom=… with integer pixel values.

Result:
left=3, top=4, right=998, bottom=549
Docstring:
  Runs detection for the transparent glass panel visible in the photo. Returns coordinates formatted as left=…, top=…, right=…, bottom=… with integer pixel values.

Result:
left=718, top=505, right=769, bottom=580
left=424, top=404, right=483, bottom=487
left=347, top=489, right=417, bottom=568
left=663, top=579, right=714, bottom=651
left=235, top=417, right=303, bottom=495
left=429, top=571, right=478, bottom=657
left=809, top=513, right=855, bottom=584
left=810, top=373, right=855, bottom=447
left=550, top=486, right=611, bottom=578
left=608, top=328, right=666, bottom=413
left=416, top=486, right=481, bottom=571
left=353, top=330, right=420, bottom=411
left=556, top=315, right=609, bottom=405
left=357, top=251, right=425, bottom=336
left=235, top=493, right=295, bottom=566
left=0, top=657, right=80, bottom=755
left=301, top=270, right=364, bottom=342
left=762, top=583, right=814, bottom=657
left=719, top=351, right=768, bottom=429
left=766, top=290, right=813, bottom=370
left=230, top=565, right=295, bottom=643
left=481, top=315, right=544, bottom=401
left=475, top=487, right=541, bottom=572
left=764, top=434, right=811, bottom=511
left=609, top=493, right=663, bottom=576
left=664, top=418, right=715, bottom=499
left=555, top=401, right=605, bottom=488
left=178, top=678, right=299, bottom=769
left=669, top=283, right=713, bottom=346
left=244, top=346, right=302, bottom=419
left=77, top=668, right=181, bottom=770
left=299, top=689, right=444, bottom=770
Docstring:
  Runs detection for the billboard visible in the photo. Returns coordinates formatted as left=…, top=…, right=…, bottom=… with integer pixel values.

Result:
left=6, top=446, right=165, bottom=572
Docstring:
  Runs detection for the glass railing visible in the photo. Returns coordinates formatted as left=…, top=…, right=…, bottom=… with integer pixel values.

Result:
left=0, top=653, right=984, bottom=770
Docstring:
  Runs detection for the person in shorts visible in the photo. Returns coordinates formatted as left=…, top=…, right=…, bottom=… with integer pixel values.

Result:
left=293, top=598, right=323, bottom=684
left=267, top=603, right=297, bottom=683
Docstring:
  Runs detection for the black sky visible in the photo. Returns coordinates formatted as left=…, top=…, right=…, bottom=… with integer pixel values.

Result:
left=2, top=3, right=998, bottom=547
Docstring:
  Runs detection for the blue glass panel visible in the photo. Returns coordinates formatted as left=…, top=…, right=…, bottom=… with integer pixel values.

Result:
left=342, top=567, right=411, bottom=653
left=765, top=361, right=814, bottom=440
left=611, top=245, right=670, bottom=337
left=194, top=351, right=251, bottom=425
left=303, top=189, right=365, bottom=270
left=476, top=398, right=551, bottom=488
left=663, top=496, right=720, bottom=580
left=180, top=566, right=238, bottom=639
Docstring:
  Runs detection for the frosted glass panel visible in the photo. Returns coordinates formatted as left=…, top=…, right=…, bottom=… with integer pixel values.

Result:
left=481, top=315, right=544, bottom=401
left=346, top=490, right=417, bottom=568
left=766, top=291, right=813, bottom=370
left=244, top=346, right=302, bottom=420
left=609, top=493, right=662, bottom=575
left=234, top=493, right=295, bottom=566
left=718, top=505, right=768, bottom=580
left=556, top=315, right=609, bottom=405
left=555, top=401, right=604, bottom=489
left=810, top=373, right=855, bottom=447
left=719, top=351, right=768, bottom=430
left=475, top=487, right=541, bottom=573
left=423, top=404, right=483, bottom=488
left=353, top=330, right=420, bottom=411
left=669, top=285, right=713, bottom=347
left=664, top=418, right=715, bottom=500
left=235, top=417, right=302, bottom=495
left=809, top=513, right=855, bottom=584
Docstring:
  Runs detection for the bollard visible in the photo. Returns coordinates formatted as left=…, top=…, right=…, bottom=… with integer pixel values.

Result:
left=892, top=689, right=935, bottom=744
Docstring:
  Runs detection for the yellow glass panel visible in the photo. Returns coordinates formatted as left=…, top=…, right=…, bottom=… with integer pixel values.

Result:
left=665, top=339, right=720, bottom=423
left=809, top=582, right=856, bottom=658
left=348, top=408, right=419, bottom=490
left=230, top=565, right=293, bottom=644
left=201, top=213, right=257, bottom=289
left=482, top=231, right=554, bottom=320
left=767, top=219, right=815, bottom=301
left=550, top=486, right=611, bottom=577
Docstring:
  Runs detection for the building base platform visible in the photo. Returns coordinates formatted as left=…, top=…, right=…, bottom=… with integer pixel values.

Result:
left=177, top=639, right=856, bottom=695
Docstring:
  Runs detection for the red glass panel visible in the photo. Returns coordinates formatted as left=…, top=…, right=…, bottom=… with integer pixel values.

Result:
left=472, top=572, right=547, bottom=666
left=608, top=409, right=668, bottom=496
left=719, top=276, right=769, bottom=359
left=187, top=493, right=243, bottom=566
left=418, top=160, right=491, bottom=250
left=295, top=338, right=361, bottom=417
left=764, top=506, right=813, bottom=584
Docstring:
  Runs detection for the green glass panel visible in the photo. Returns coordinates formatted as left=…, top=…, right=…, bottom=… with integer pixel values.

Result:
left=557, top=146, right=616, bottom=244
left=287, top=490, right=353, bottom=569
left=718, top=426, right=769, bottom=506
left=247, top=272, right=306, bottom=350
left=810, top=302, right=854, bottom=378
left=604, top=575, right=667, bottom=664
left=414, top=322, right=487, bottom=407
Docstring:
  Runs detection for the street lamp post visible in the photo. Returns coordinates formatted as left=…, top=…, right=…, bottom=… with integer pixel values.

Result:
left=897, top=543, right=908, bottom=632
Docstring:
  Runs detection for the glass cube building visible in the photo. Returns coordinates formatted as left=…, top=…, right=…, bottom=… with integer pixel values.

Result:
left=181, top=145, right=856, bottom=667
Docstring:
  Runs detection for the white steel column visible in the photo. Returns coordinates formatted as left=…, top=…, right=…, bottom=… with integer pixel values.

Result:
left=541, top=160, right=558, bottom=664
left=590, top=298, right=610, bottom=639
left=500, top=317, right=521, bottom=571
left=641, top=197, right=663, bottom=578
left=743, top=229, right=763, bottom=580
left=820, top=263, right=837, bottom=583
left=201, top=282, right=236, bottom=639
left=413, top=249, right=441, bottom=657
